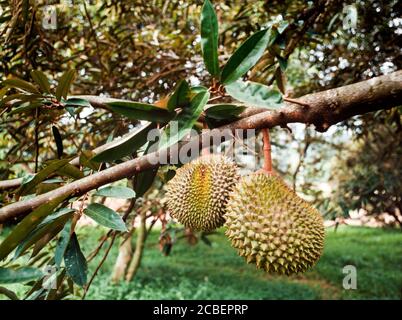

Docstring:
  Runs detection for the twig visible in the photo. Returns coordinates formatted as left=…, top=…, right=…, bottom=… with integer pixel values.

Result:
left=283, top=97, right=310, bottom=108
left=208, top=94, right=228, bottom=103
left=70, top=192, right=88, bottom=234
left=284, top=0, right=332, bottom=58
left=34, top=107, right=40, bottom=173
left=82, top=2, right=107, bottom=75
left=82, top=232, right=117, bottom=299
left=86, top=230, right=113, bottom=263
left=145, top=66, right=185, bottom=86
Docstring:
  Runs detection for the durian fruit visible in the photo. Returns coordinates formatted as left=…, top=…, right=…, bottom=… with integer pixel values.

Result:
left=166, top=154, right=239, bottom=231
left=225, top=173, right=325, bottom=275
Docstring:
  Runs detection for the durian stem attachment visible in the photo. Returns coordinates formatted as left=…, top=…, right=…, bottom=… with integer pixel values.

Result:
left=201, top=121, right=210, bottom=156
left=201, top=146, right=210, bottom=156
left=262, top=128, right=272, bottom=173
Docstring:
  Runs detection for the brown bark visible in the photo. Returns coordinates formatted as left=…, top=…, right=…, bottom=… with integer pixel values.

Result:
left=0, top=178, right=22, bottom=190
left=0, top=71, right=401, bottom=223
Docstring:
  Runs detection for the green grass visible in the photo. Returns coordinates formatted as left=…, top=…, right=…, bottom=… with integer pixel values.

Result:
left=82, top=226, right=402, bottom=300
left=1, top=226, right=401, bottom=300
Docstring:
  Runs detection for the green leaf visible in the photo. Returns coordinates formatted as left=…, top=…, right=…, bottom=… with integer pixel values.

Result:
left=21, top=174, right=35, bottom=185
left=134, top=142, right=159, bottom=197
left=79, top=150, right=100, bottom=171
left=66, top=106, right=75, bottom=117
left=191, top=86, right=208, bottom=93
left=8, top=101, right=42, bottom=115
left=275, top=67, right=286, bottom=94
left=0, top=87, right=8, bottom=100
left=30, top=70, right=51, bottom=94
left=55, top=220, right=72, bottom=267
left=0, top=267, right=43, bottom=284
left=134, top=168, right=158, bottom=198
left=225, top=80, right=282, bottom=108
left=92, top=122, right=157, bottom=162
left=201, top=0, right=220, bottom=77
left=159, top=90, right=210, bottom=149
left=106, top=101, right=173, bottom=122
left=205, top=103, right=246, bottom=120
left=0, top=93, right=28, bottom=107
left=38, top=207, right=75, bottom=228
left=35, top=182, right=60, bottom=195
left=0, top=286, right=19, bottom=300
left=0, top=15, right=12, bottom=24
left=167, top=80, right=191, bottom=112
left=0, top=194, right=70, bottom=261
left=16, top=159, right=70, bottom=197
left=221, top=28, right=276, bottom=85
left=84, top=203, right=127, bottom=232
left=55, top=163, right=84, bottom=179
left=2, top=78, right=40, bottom=94
left=52, top=126, right=63, bottom=159
left=64, top=97, right=92, bottom=108
left=10, top=93, right=43, bottom=102
left=94, top=186, right=136, bottom=199
left=40, top=177, right=65, bottom=183
left=276, top=21, right=289, bottom=34
left=13, top=211, right=73, bottom=259
left=23, top=275, right=46, bottom=300
left=204, top=103, right=246, bottom=128
left=277, top=56, right=288, bottom=71
left=55, top=69, right=76, bottom=101
left=64, top=233, right=87, bottom=287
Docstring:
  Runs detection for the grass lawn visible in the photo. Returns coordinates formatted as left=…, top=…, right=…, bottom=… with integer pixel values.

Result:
left=1, top=225, right=401, bottom=300
left=82, top=225, right=402, bottom=300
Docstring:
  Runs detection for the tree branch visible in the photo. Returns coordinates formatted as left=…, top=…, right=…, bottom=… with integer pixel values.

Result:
left=0, top=71, right=401, bottom=223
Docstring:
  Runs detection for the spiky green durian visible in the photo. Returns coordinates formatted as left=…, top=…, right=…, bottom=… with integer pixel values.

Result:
left=225, top=173, right=325, bottom=275
left=166, top=154, right=239, bottom=231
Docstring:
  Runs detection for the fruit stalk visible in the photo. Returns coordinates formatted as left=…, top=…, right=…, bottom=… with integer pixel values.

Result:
left=262, top=128, right=272, bottom=173
left=201, top=121, right=210, bottom=156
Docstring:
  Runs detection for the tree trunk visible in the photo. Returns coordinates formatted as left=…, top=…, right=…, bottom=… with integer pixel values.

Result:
left=390, top=207, right=402, bottom=228
left=125, top=210, right=147, bottom=282
left=111, top=233, right=133, bottom=283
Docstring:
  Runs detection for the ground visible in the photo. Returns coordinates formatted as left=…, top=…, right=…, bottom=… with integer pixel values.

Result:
left=84, top=226, right=402, bottom=300
left=1, top=225, right=401, bottom=300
